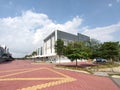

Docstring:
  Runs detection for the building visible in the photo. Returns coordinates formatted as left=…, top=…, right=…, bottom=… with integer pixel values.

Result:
left=36, top=30, right=90, bottom=63
left=43, top=30, right=90, bottom=56
left=0, top=45, right=9, bottom=57
left=0, top=46, right=5, bottom=57
left=0, top=45, right=13, bottom=62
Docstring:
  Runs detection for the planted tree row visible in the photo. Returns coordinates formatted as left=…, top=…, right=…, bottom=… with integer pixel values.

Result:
left=55, top=39, right=120, bottom=66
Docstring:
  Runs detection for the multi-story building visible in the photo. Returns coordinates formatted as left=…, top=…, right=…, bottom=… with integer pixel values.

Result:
left=36, top=30, right=90, bottom=63
left=43, top=30, right=90, bottom=55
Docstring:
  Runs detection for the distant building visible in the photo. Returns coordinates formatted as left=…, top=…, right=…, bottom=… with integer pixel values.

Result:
left=0, top=45, right=9, bottom=57
left=36, top=47, right=43, bottom=56
left=0, top=45, right=13, bottom=62
left=0, top=46, right=4, bottom=57
left=35, top=30, right=90, bottom=63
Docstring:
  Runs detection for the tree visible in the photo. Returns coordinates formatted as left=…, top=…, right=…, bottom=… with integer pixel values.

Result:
left=32, top=51, right=37, bottom=56
left=67, top=53, right=81, bottom=67
left=100, top=42, right=119, bottom=61
left=55, top=39, right=64, bottom=64
left=64, top=41, right=89, bottom=67
left=90, top=38, right=101, bottom=58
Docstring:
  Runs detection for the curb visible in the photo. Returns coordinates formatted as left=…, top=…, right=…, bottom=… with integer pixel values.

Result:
left=54, top=67, right=90, bottom=74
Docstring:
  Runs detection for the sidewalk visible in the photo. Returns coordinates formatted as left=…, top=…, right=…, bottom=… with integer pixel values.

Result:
left=111, top=76, right=120, bottom=87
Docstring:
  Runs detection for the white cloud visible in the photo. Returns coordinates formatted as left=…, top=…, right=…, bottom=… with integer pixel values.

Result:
left=0, top=10, right=82, bottom=57
left=0, top=10, right=119, bottom=58
left=82, top=23, right=120, bottom=42
left=33, top=16, right=82, bottom=44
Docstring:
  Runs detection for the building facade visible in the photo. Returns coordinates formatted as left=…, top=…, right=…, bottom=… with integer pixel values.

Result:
left=43, top=30, right=90, bottom=57
left=34, top=30, right=90, bottom=62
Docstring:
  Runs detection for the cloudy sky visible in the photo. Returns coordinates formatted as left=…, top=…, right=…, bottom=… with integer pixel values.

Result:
left=0, top=0, right=120, bottom=57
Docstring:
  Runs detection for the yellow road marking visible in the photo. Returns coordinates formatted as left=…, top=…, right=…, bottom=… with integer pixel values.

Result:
left=0, top=68, right=44, bottom=78
left=0, top=67, right=40, bottom=73
left=19, top=78, right=76, bottom=90
left=0, top=67, right=76, bottom=90
left=0, top=78, right=65, bottom=81
left=45, top=68, right=71, bottom=78
left=18, top=68, right=76, bottom=90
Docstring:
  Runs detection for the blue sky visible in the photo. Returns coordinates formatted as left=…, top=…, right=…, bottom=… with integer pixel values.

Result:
left=0, top=0, right=120, bottom=57
left=0, top=0, right=120, bottom=27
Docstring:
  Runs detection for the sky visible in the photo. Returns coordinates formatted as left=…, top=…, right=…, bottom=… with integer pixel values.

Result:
left=0, top=0, right=120, bottom=57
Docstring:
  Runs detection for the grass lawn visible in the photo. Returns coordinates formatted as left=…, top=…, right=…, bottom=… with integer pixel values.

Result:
left=56, top=62, right=120, bottom=74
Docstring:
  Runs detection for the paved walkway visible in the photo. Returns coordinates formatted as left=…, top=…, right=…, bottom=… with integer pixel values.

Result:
left=93, top=71, right=109, bottom=76
left=111, top=75, right=120, bottom=87
left=0, top=60, right=119, bottom=90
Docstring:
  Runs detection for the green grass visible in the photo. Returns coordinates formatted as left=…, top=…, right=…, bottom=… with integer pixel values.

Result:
left=56, top=62, right=120, bottom=74
left=109, top=74, right=120, bottom=76
left=90, top=62, right=120, bottom=69
left=56, top=65, right=93, bottom=74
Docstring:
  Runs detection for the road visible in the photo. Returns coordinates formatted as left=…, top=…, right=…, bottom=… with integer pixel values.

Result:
left=0, top=60, right=119, bottom=90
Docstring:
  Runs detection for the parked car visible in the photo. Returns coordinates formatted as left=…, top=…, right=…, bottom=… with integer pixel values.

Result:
left=93, top=58, right=107, bottom=63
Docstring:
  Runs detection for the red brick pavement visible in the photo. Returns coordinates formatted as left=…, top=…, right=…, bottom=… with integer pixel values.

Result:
left=0, top=60, right=119, bottom=90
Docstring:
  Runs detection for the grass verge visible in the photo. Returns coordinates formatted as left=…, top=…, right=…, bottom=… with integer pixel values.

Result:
left=56, top=62, right=120, bottom=74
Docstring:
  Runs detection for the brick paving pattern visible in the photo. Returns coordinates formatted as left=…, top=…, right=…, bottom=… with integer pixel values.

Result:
left=0, top=60, right=119, bottom=90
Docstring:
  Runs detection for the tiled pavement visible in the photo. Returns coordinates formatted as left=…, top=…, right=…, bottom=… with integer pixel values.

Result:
left=0, top=60, right=119, bottom=90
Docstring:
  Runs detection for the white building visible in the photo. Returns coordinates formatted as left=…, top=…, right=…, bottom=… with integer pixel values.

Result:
left=35, top=30, right=90, bottom=63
